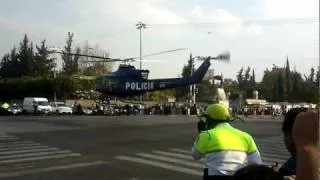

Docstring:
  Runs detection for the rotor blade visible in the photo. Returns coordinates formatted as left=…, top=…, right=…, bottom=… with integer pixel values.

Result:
left=130, top=48, right=188, bottom=60
left=213, top=51, right=230, bottom=61
left=196, top=51, right=231, bottom=62
left=50, top=51, right=114, bottom=61
left=82, top=59, right=124, bottom=63
left=72, top=75, right=96, bottom=80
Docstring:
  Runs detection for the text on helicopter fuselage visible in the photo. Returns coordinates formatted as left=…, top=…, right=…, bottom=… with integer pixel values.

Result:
left=125, top=82, right=154, bottom=91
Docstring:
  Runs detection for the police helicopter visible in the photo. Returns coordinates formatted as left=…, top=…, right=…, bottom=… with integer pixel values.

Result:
left=49, top=49, right=230, bottom=99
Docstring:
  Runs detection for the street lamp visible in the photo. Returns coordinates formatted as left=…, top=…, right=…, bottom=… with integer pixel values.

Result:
left=136, top=21, right=146, bottom=69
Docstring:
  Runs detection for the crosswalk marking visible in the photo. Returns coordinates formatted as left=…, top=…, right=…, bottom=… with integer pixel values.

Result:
left=0, top=147, right=60, bottom=155
left=0, top=145, right=50, bottom=151
left=170, top=148, right=191, bottom=154
left=116, top=156, right=203, bottom=176
left=136, top=153, right=204, bottom=168
left=0, top=132, right=101, bottom=177
left=0, top=150, right=73, bottom=159
left=0, top=141, right=36, bottom=145
left=0, top=161, right=108, bottom=178
left=153, top=151, right=193, bottom=160
left=115, top=136, right=297, bottom=177
left=0, top=143, right=41, bottom=148
left=0, top=153, right=82, bottom=164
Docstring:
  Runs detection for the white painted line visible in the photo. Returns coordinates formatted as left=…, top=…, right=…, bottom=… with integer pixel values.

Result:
left=0, top=143, right=41, bottom=148
left=153, top=151, right=193, bottom=160
left=0, top=153, right=81, bottom=164
left=0, top=137, right=19, bottom=141
left=258, top=147, right=288, bottom=153
left=169, top=148, right=191, bottom=154
left=0, top=145, right=50, bottom=152
left=0, top=161, right=107, bottom=178
left=0, top=135, right=16, bottom=138
left=0, top=141, right=35, bottom=146
left=136, top=153, right=203, bottom=169
left=0, top=150, right=72, bottom=159
left=0, top=147, right=60, bottom=155
left=116, top=156, right=202, bottom=176
left=260, top=152, right=289, bottom=160
left=261, top=156, right=287, bottom=164
left=255, top=140, right=284, bottom=145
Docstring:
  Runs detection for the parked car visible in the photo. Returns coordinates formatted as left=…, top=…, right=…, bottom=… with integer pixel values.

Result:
left=50, top=102, right=73, bottom=115
left=7, top=104, right=22, bottom=115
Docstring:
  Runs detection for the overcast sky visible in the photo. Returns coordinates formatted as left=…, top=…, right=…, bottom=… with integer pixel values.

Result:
left=0, top=0, right=318, bottom=81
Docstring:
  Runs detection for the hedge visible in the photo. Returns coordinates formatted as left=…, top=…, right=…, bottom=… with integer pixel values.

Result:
left=0, top=76, right=96, bottom=101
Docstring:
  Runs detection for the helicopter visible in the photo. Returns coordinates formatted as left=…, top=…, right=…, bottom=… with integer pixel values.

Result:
left=50, top=48, right=230, bottom=99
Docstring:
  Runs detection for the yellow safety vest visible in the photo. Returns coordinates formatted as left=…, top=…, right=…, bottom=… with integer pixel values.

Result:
left=193, top=123, right=262, bottom=176
left=1, top=103, right=9, bottom=109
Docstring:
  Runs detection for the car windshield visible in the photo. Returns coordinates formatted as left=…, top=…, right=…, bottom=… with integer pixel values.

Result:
left=56, top=103, right=66, bottom=107
left=37, top=101, right=49, bottom=106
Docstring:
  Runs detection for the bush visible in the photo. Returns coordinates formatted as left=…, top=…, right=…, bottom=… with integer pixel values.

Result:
left=0, top=76, right=96, bottom=100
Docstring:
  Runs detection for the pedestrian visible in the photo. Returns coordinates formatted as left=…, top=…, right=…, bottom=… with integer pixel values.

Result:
left=291, top=108, right=319, bottom=180
left=191, top=103, right=263, bottom=180
left=270, top=108, right=307, bottom=176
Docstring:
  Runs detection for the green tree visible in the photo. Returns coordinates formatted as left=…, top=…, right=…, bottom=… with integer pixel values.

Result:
left=34, top=40, right=56, bottom=76
left=0, top=46, right=22, bottom=78
left=236, top=67, right=244, bottom=89
left=18, top=34, right=34, bottom=76
left=244, top=67, right=251, bottom=85
left=285, top=57, right=291, bottom=101
left=82, top=63, right=111, bottom=76
left=62, top=32, right=81, bottom=75
left=175, top=53, right=194, bottom=100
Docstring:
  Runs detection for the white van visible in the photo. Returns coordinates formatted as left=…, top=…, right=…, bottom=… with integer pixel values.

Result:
left=23, top=97, right=52, bottom=114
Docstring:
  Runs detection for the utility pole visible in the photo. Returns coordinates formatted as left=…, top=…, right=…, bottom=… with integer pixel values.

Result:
left=136, top=21, right=146, bottom=69
left=189, top=54, right=196, bottom=105
left=136, top=21, right=146, bottom=107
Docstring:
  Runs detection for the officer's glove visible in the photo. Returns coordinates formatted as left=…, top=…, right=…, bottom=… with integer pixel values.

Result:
left=197, top=120, right=206, bottom=133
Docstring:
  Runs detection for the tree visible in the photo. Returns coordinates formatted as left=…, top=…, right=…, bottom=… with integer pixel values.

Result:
left=34, top=40, right=56, bottom=76
left=250, top=69, right=256, bottom=86
left=175, top=53, right=194, bottom=100
left=244, top=67, right=251, bottom=85
left=83, top=62, right=111, bottom=76
left=0, top=47, right=20, bottom=77
left=316, top=68, right=320, bottom=85
left=285, top=57, right=291, bottom=101
left=18, top=34, right=34, bottom=76
left=62, top=32, right=80, bottom=75
left=236, top=67, right=244, bottom=88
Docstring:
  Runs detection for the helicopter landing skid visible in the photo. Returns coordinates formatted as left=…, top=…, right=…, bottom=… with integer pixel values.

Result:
left=119, top=99, right=146, bottom=106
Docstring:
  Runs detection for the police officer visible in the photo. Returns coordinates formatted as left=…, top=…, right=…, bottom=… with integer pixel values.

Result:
left=191, top=103, right=263, bottom=180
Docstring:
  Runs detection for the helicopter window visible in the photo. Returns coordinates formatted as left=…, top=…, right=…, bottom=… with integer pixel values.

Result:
left=141, top=72, right=149, bottom=79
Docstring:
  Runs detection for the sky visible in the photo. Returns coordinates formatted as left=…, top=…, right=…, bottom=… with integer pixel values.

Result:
left=0, top=0, right=318, bottom=81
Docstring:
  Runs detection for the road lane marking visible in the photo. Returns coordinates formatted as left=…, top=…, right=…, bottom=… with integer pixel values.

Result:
left=0, top=143, right=41, bottom=148
left=169, top=148, right=191, bottom=154
left=0, top=150, right=72, bottom=159
left=0, top=161, right=108, bottom=178
left=0, top=147, right=60, bottom=155
left=136, top=153, right=203, bottom=169
left=152, top=151, right=193, bottom=160
left=0, top=153, right=82, bottom=164
left=116, top=156, right=202, bottom=176
left=0, top=145, right=50, bottom=152
left=0, top=137, right=19, bottom=141
left=0, top=140, right=35, bottom=145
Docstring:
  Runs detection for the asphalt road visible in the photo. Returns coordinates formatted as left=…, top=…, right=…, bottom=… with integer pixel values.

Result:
left=0, top=115, right=286, bottom=180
